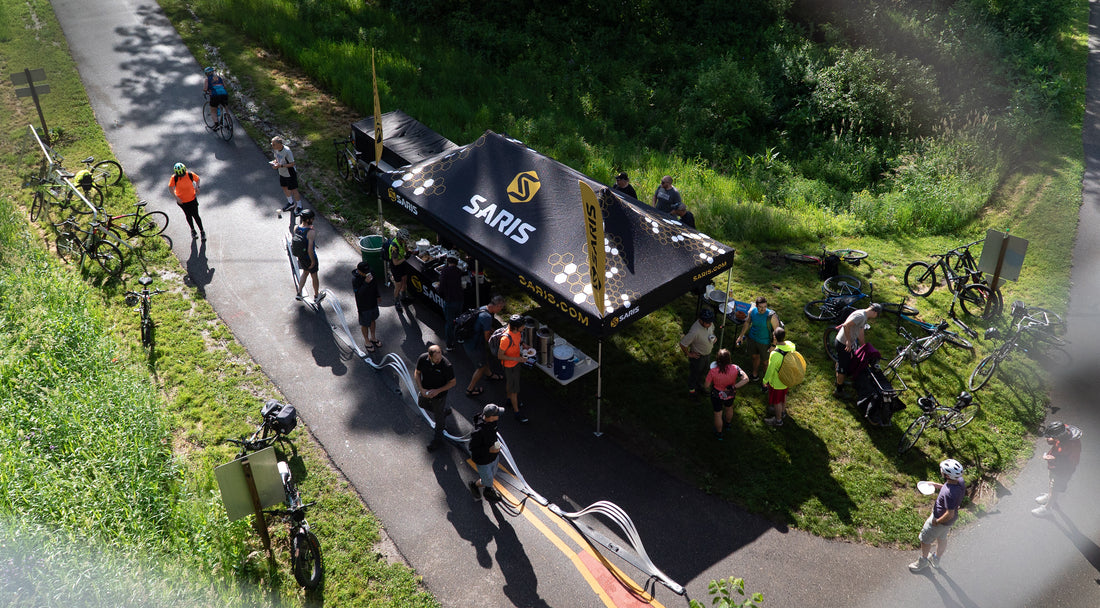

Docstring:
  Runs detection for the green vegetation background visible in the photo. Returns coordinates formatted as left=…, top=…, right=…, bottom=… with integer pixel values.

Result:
left=0, top=0, right=1087, bottom=604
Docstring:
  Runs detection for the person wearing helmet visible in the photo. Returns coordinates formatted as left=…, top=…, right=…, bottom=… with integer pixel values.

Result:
left=167, top=163, right=205, bottom=240
left=909, top=458, right=966, bottom=572
left=387, top=228, right=412, bottom=313
left=293, top=208, right=323, bottom=303
left=270, top=136, right=302, bottom=214
left=679, top=307, right=717, bottom=395
left=1033, top=420, right=1083, bottom=517
left=202, top=67, right=229, bottom=129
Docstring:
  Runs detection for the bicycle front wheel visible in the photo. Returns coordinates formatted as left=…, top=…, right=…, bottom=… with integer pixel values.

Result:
left=968, top=355, right=999, bottom=391
left=337, top=148, right=351, bottom=180
left=784, top=253, right=818, bottom=264
left=898, top=416, right=929, bottom=454
left=219, top=111, right=234, bottom=141
left=141, top=317, right=155, bottom=347
left=56, top=232, right=82, bottom=263
left=64, top=186, right=101, bottom=215
left=959, top=284, right=1002, bottom=319
left=824, top=327, right=840, bottom=362
left=30, top=190, right=46, bottom=221
left=92, top=160, right=124, bottom=187
left=90, top=240, right=124, bottom=279
left=904, top=262, right=936, bottom=297
left=291, top=529, right=323, bottom=589
left=944, top=404, right=980, bottom=431
left=804, top=300, right=838, bottom=322
left=202, top=102, right=216, bottom=129
left=823, top=275, right=862, bottom=296
left=135, top=210, right=170, bottom=238
left=832, top=249, right=868, bottom=263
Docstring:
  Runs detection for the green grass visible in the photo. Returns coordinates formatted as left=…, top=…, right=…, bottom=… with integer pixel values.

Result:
left=148, top=0, right=1088, bottom=546
left=0, top=1, right=437, bottom=605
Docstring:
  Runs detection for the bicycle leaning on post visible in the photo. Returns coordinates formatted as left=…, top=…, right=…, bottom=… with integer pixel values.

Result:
left=124, top=276, right=166, bottom=347
left=897, top=392, right=980, bottom=454
left=903, top=240, right=1002, bottom=319
left=225, top=400, right=323, bottom=590
left=334, top=135, right=365, bottom=182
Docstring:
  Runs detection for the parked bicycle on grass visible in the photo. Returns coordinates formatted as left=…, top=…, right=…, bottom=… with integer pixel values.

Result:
left=784, top=246, right=868, bottom=295
left=102, top=199, right=169, bottom=241
left=904, top=240, right=1002, bottom=319
left=882, top=319, right=973, bottom=372
left=53, top=218, right=125, bottom=280
left=225, top=400, right=323, bottom=590
left=897, top=392, right=980, bottom=454
left=968, top=302, right=1070, bottom=391
left=124, top=276, right=166, bottom=347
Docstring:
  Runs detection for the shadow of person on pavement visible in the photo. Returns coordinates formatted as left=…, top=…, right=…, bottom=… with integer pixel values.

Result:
left=490, top=499, right=552, bottom=608
left=184, top=238, right=214, bottom=297
left=1052, top=510, right=1100, bottom=575
left=929, top=569, right=982, bottom=608
left=434, top=456, right=496, bottom=569
left=290, top=306, right=348, bottom=377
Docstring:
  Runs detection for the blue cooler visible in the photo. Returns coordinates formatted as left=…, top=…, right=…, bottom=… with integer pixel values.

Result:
left=553, top=345, right=575, bottom=380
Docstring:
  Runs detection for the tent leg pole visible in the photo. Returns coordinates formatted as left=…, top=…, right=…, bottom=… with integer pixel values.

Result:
left=474, top=260, right=481, bottom=308
left=718, top=269, right=734, bottom=350
left=594, top=339, right=603, bottom=437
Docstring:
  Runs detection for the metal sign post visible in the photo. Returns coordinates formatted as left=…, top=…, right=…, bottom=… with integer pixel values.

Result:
left=11, top=69, right=50, bottom=145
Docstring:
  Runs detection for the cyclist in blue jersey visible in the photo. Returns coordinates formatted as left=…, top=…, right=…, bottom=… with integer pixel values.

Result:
left=202, top=67, right=229, bottom=129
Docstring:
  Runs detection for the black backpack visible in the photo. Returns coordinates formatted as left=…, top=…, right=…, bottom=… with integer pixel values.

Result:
left=454, top=308, right=481, bottom=343
left=291, top=228, right=309, bottom=257
left=819, top=254, right=840, bottom=280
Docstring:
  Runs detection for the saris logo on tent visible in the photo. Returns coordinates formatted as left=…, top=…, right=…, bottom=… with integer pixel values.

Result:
left=462, top=191, right=538, bottom=244
left=506, top=171, right=541, bottom=203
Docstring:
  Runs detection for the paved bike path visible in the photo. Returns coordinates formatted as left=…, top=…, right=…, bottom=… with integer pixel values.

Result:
left=52, top=1, right=1100, bottom=606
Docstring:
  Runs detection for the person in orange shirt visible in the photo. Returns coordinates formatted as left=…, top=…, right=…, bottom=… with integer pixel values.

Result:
left=168, top=163, right=206, bottom=240
left=498, top=314, right=528, bottom=422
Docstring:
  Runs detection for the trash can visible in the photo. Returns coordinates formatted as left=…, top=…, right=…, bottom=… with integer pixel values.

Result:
left=358, top=235, right=385, bottom=282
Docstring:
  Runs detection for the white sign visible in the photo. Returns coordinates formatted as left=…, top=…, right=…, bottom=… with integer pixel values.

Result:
left=978, top=229, right=1028, bottom=283
left=214, top=446, right=284, bottom=522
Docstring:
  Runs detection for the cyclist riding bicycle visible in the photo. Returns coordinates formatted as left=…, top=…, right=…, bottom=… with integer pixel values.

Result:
left=202, top=66, right=229, bottom=128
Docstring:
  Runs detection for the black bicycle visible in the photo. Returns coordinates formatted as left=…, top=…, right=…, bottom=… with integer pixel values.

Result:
left=225, top=400, right=322, bottom=590
left=897, top=392, right=980, bottom=454
left=124, top=276, right=166, bottom=347
left=904, top=241, right=1002, bottom=319
left=53, top=218, right=125, bottom=280
left=75, top=155, right=124, bottom=189
left=805, top=282, right=873, bottom=322
left=103, top=200, right=169, bottom=241
left=203, top=91, right=235, bottom=141
left=883, top=320, right=973, bottom=372
left=334, top=135, right=366, bottom=182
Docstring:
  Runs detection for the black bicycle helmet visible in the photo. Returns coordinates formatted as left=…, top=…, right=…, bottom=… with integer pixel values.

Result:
left=1043, top=421, right=1066, bottom=438
left=298, top=208, right=316, bottom=221
left=917, top=396, right=937, bottom=413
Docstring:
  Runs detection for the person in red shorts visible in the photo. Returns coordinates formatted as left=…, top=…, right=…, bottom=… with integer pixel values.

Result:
left=762, top=326, right=796, bottom=427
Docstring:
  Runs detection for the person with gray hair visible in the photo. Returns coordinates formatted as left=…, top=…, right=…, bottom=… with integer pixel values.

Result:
left=270, top=136, right=302, bottom=214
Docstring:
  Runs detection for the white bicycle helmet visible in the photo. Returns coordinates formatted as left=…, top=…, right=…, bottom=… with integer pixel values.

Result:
left=939, top=458, right=964, bottom=480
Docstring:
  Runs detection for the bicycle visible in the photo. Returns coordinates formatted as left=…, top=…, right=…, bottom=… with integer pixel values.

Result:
left=883, top=320, right=973, bottom=372
left=897, top=392, right=980, bottom=454
left=27, top=170, right=102, bottom=221
left=103, top=200, right=170, bottom=241
left=202, top=92, right=235, bottom=141
left=784, top=246, right=868, bottom=294
left=53, top=218, right=125, bottom=279
left=804, top=282, right=873, bottom=322
left=75, top=155, right=124, bottom=189
left=334, top=135, right=365, bottom=182
left=903, top=241, right=1002, bottom=319
left=968, top=306, right=1070, bottom=391
left=225, top=400, right=323, bottom=590
left=124, top=276, right=166, bottom=347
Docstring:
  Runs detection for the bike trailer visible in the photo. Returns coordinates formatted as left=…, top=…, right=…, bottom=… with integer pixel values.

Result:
left=854, top=365, right=907, bottom=427
left=262, top=399, right=298, bottom=435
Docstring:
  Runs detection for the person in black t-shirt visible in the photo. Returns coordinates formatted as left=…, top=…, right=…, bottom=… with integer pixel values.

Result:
left=415, top=344, right=456, bottom=452
left=611, top=172, right=638, bottom=199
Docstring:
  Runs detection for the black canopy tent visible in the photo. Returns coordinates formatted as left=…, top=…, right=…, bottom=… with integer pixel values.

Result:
left=379, top=131, right=735, bottom=431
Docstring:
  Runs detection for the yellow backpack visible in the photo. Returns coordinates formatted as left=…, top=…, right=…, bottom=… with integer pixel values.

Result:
left=776, top=346, right=807, bottom=387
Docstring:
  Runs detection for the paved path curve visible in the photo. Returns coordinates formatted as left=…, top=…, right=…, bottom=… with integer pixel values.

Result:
left=51, top=1, right=1100, bottom=606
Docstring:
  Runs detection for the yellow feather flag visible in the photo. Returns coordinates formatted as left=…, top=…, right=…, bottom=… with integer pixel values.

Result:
left=372, top=49, right=383, bottom=163
left=579, top=181, right=608, bottom=318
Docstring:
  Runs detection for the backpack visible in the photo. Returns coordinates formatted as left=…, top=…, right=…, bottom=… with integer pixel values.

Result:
left=819, top=254, right=840, bottom=280
left=454, top=308, right=481, bottom=343
left=291, top=228, right=309, bottom=257
left=489, top=326, right=509, bottom=358
left=261, top=399, right=297, bottom=435
left=776, top=347, right=807, bottom=387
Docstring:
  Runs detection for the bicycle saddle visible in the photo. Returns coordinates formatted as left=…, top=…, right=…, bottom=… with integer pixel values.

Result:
left=81, top=156, right=94, bottom=164
left=138, top=276, right=153, bottom=286
left=935, top=320, right=949, bottom=331
left=957, top=392, right=973, bottom=406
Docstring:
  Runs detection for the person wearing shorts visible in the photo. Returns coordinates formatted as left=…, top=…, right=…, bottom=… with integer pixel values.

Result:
left=909, top=459, right=965, bottom=572
left=762, top=326, right=795, bottom=426
left=835, top=303, right=882, bottom=397
left=463, top=296, right=505, bottom=397
left=1032, top=421, right=1083, bottom=516
left=202, top=67, right=229, bottom=128
left=352, top=261, right=381, bottom=352
left=388, top=228, right=412, bottom=313
left=271, top=136, right=302, bottom=214
left=468, top=404, right=503, bottom=501
left=293, top=209, right=322, bottom=303
left=703, top=348, right=749, bottom=440
left=736, top=296, right=780, bottom=380
left=498, top=315, right=528, bottom=422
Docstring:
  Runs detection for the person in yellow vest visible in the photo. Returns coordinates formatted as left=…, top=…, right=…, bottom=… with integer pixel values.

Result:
left=762, top=326, right=796, bottom=427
